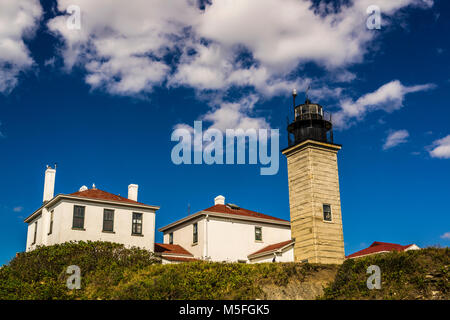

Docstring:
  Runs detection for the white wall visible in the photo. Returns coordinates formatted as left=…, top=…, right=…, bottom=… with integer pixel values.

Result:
left=163, top=215, right=291, bottom=262
left=162, top=217, right=205, bottom=258
left=207, top=217, right=291, bottom=262
left=249, top=246, right=294, bottom=263
left=26, top=214, right=43, bottom=250
left=26, top=200, right=156, bottom=252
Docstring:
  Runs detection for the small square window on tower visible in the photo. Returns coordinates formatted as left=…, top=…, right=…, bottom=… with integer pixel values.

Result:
left=323, top=204, right=332, bottom=222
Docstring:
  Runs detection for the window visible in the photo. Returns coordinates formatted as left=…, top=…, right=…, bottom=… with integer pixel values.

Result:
left=193, top=223, right=198, bottom=244
left=103, top=209, right=114, bottom=232
left=48, top=210, right=54, bottom=235
left=255, top=226, right=262, bottom=241
left=32, top=221, right=38, bottom=244
left=132, top=213, right=143, bottom=235
left=169, top=232, right=173, bottom=245
left=323, top=204, right=332, bottom=222
left=72, top=206, right=85, bottom=229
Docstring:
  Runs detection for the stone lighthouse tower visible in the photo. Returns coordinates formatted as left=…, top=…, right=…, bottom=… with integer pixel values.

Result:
left=282, top=90, right=345, bottom=264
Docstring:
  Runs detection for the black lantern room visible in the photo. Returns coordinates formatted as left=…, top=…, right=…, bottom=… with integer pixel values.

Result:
left=287, top=90, right=334, bottom=146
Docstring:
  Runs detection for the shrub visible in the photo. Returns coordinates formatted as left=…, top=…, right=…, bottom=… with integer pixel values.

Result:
left=321, top=247, right=449, bottom=300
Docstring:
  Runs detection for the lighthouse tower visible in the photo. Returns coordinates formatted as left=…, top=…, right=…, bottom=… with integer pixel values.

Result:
left=282, top=91, right=345, bottom=264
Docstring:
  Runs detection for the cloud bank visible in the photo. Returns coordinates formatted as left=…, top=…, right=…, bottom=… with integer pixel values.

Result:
left=0, top=0, right=42, bottom=93
left=1, top=0, right=436, bottom=132
left=46, top=0, right=433, bottom=98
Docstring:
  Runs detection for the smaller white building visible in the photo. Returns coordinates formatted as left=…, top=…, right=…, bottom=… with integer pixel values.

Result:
left=154, top=243, right=198, bottom=264
left=158, top=195, right=294, bottom=263
left=346, top=241, right=421, bottom=259
left=24, top=166, right=160, bottom=252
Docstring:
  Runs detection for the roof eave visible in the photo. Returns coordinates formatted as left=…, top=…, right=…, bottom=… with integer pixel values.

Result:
left=24, top=194, right=160, bottom=223
left=158, top=210, right=290, bottom=232
left=248, top=241, right=295, bottom=259
left=158, top=211, right=205, bottom=232
left=346, top=250, right=390, bottom=259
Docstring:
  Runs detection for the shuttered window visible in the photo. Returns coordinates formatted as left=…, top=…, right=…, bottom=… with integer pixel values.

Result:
left=193, top=223, right=198, bottom=244
left=255, top=226, right=262, bottom=241
left=103, top=209, right=114, bottom=232
left=48, top=210, right=54, bottom=235
left=132, top=213, right=143, bottom=235
left=32, top=221, right=38, bottom=244
left=73, top=206, right=85, bottom=229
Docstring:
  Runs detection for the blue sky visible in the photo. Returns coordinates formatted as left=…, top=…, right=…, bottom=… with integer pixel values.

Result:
left=1, top=0, right=449, bottom=265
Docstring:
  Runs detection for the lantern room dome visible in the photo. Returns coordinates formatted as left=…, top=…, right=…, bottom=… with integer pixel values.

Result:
left=287, top=99, right=334, bottom=145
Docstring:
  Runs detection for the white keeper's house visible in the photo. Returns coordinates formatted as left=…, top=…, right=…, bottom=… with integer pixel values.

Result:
left=158, top=195, right=294, bottom=263
left=24, top=166, right=160, bottom=252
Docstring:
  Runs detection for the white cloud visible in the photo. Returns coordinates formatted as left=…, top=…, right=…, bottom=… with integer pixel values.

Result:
left=47, top=0, right=433, bottom=97
left=202, top=95, right=269, bottom=131
left=333, top=71, right=357, bottom=83
left=13, top=206, right=24, bottom=213
left=175, top=95, right=269, bottom=134
left=440, top=232, right=450, bottom=240
left=172, top=95, right=270, bottom=158
left=0, top=0, right=42, bottom=93
left=171, top=0, right=433, bottom=96
left=194, top=0, right=431, bottom=71
left=429, top=135, right=450, bottom=159
left=48, top=0, right=199, bottom=95
left=383, top=130, right=409, bottom=150
left=333, top=80, right=435, bottom=129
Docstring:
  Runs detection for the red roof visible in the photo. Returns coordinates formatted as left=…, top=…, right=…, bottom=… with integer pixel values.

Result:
left=248, top=239, right=294, bottom=258
left=161, top=256, right=199, bottom=262
left=346, top=241, right=416, bottom=259
left=154, top=243, right=193, bottom=257
left=203, top=204, right=288, bottom=222
left=70, top=188, right=147, bottom=206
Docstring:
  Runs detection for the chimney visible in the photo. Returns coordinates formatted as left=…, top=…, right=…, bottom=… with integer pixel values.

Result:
left=128, top=184, right=138, bottom=201
left=43, top=165, right=56, bottom=203
left=214, top=195, right=225, bottom=205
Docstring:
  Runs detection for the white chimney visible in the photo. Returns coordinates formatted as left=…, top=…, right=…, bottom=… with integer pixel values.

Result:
left=128, top=184, right=138, bottom=201
left=43, top=166, right=56, bottom=202
left=214, top=195, right=225, bottom=205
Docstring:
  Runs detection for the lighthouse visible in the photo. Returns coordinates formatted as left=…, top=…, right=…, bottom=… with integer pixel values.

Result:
left=282, top=90, right=345, bottom=264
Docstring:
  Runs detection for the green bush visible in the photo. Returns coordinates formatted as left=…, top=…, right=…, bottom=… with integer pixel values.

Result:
left=321, top=247, right=449, bottom=300
left=0, top=241, right=158, bottom=300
